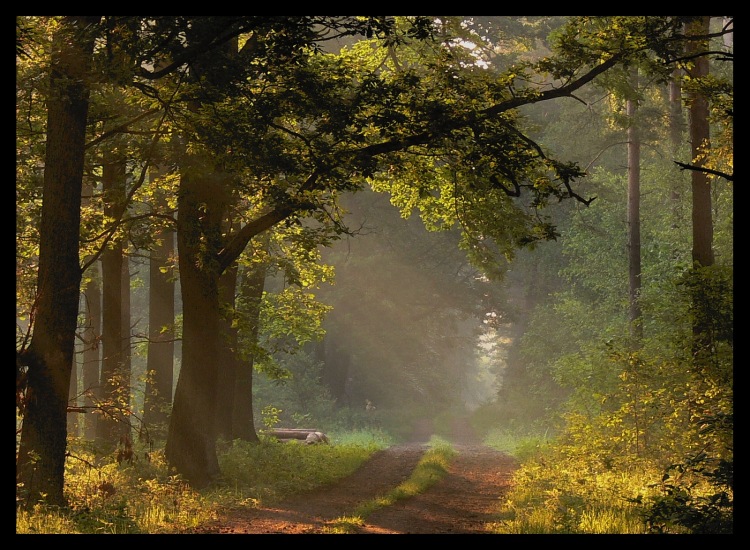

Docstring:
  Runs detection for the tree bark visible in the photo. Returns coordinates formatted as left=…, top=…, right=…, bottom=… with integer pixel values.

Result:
left=231, top=259, right=267, bottom=442
left=684, top=16, right=715, bottom=367
left=82, top=261, right=102, bottom=440
left=686, top=16, right=714, bottom=269
left=164, top=35, right=257, bottom=484
left=67, top=338, right=79, bottom=436
left=216, top=262, right=239, bottom=442
left=16, top=16, right=99, bottom=506
left=121, top=249, right=133, bottom=438
left=96, top=157, right=130, bottom=449
left=81, top=178, right=102, bottom=440
left=143, top=180, right=175, bottom=441
left=165, top=167, right=229, bottom=487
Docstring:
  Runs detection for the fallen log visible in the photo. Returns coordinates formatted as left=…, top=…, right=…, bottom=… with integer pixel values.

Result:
left=265, top=429, right=330, bottom=444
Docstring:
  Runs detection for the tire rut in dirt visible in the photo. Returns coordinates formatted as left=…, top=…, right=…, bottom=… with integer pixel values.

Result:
left=355, top=445, right=518, bottom=534
left=193, top=444, right=429, bottom=534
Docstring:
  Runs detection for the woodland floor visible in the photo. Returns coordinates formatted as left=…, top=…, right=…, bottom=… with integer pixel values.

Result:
left=187, top=418, right=519, bottom=535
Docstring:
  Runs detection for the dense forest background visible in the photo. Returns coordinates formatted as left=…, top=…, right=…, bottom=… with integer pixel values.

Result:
left=16, top=16, right=732, bottom=534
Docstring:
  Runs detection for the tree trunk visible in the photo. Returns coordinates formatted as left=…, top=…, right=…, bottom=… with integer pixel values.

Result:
left=685, top=16, right=715, bottom=367
left=231, top=259, right=267, bottom=442
left=143, top=178, right=175, bottom=442
left=165, top=168, right=229, bottom=487
left=626, top=69, right=643, bottom=343
left=67, top=340, right=79, bottom=436
left=321, top=335, right=352, bottom=405
left=80, top=178, right=102, bottom=440
left=216, top=262, right=239, bottom=442
left=165, top=35, right=248, bottom=485
left=82, top=261, right=102, bottom=440
left=16, top=16, right=99, bottom=506
left=668, top=68, right=684, bottom=211
left=686, top=16, right=714, bottom=269
left=121, top=250, right=133, bottom=439
left=96, top=157, right=130, bottom=449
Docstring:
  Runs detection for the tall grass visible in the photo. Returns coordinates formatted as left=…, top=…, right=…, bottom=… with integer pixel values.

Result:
left=16, top=429, right=390, bottom=534
left=483, top=429, right=688, bottom=534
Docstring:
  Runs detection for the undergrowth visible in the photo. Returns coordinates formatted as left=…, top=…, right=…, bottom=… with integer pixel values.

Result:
left=483, top=428, right=731, bottom=534
left=16, top=429, right=390, bottom=534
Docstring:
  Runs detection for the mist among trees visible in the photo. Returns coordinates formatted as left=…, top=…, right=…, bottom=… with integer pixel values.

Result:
left=16, top=16, right=732, bottom=533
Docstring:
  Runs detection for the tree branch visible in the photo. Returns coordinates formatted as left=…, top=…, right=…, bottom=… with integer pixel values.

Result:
left=673, top=161, right=733, bottom=182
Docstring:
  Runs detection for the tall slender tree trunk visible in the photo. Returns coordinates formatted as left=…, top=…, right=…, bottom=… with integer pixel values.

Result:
left=67, top=339, right=79, bottom=436
left=96, top=157, right=129, bottom=449
left=80, top=178, right=102, bottom=440
left=143, top=182, right=176, bottom=441
left=216, top=262, right=240, bottom=442
left=668, top=68, right=685, bottom=212
left=685, top=16, right=715, bottom=367
left=16, top=16, right=99, bottom=506
left=686, top=16, right=714, bottom=269
left=626, top=69, right=643, bottom=343
left=121, top=250, right=133, bottom=442
left=82, top=261, right=102, bottom=440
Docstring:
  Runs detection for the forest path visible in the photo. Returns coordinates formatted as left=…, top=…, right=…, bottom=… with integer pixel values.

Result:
left=189, top=417, right=518, bottom=534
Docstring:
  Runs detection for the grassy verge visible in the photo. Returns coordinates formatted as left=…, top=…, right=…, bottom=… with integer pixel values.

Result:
left=481, top=428, right=722, bottom=534
left=16, top=430, right=391, bottom=534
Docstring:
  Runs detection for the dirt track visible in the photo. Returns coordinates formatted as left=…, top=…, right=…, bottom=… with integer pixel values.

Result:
left=189, top=419, right=518, bottom=534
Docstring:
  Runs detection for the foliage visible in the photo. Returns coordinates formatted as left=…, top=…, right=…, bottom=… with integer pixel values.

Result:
left=17, top=438, right=215, bottom=534
left=253, top=351, right=342, bottom=430
left=17, top=429, right=388, bottom=534
left=484, top=428, right=554, bottom=462
left=16, top=14, right=732, bottom=529
left=637, top=450, right=733, bottom=534
left=488, top=414, right=679, bottom=534
left=480, top=16, right=733, bottom=535
left=487, top=260, right=732, bottom=534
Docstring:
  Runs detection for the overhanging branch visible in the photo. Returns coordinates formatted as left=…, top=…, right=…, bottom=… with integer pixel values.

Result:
left=674, top=161, right=733, bottom=182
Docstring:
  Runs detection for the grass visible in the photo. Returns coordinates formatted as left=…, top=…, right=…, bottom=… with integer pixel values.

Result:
left=16, top=429, right=391, bottom=534
left=481, top=428, right=704, bottom=534
left=19, top=427, right=719, bottom=534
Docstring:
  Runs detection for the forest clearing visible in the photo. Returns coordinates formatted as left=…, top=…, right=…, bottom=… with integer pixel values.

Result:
left=17, top=17, right=732, bottom=534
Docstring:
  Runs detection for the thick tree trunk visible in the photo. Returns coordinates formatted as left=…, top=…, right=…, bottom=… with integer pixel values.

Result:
left=144, top=183, right=176, bottom=441
left=165, top=169, right=228, bottom=487
left=16, top=16, right=99, bottom=506
left=165, top=35, right=250, bottom=485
